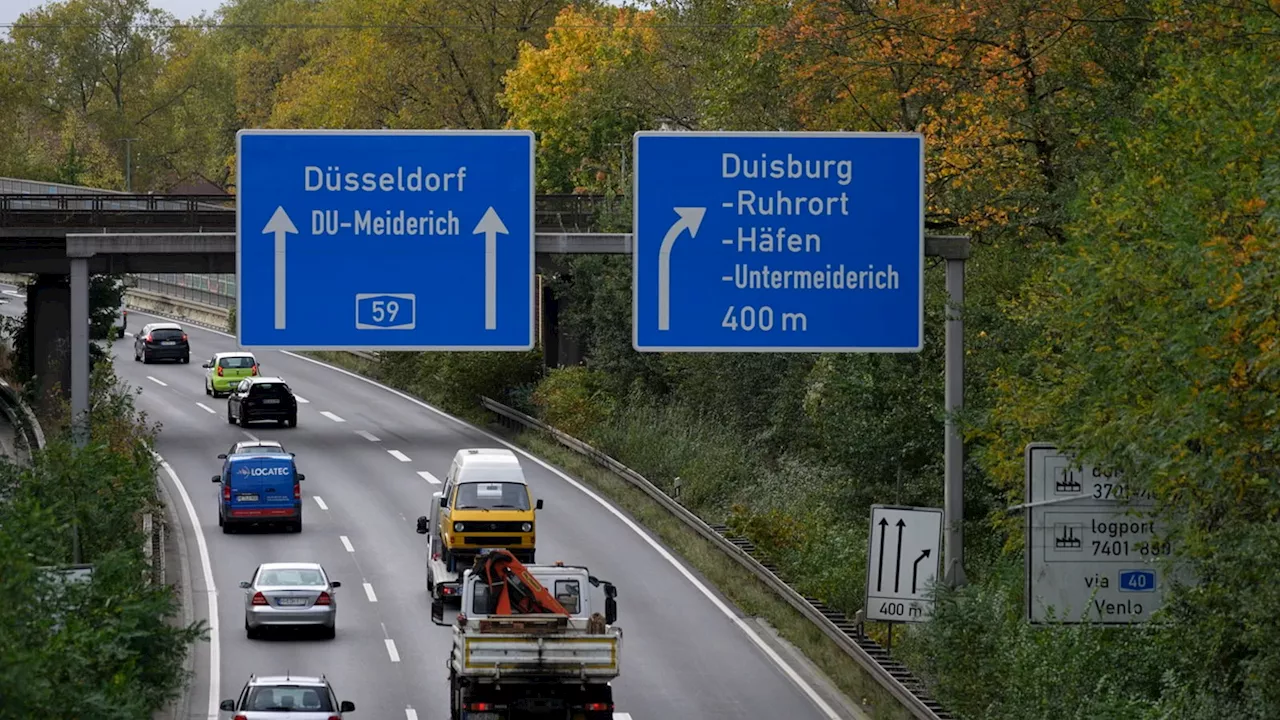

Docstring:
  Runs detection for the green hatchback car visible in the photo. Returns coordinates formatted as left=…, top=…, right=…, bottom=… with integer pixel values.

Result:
left=203, top=352, right=260, bottom=397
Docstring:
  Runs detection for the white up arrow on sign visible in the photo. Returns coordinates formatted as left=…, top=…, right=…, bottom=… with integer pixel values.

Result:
left=472, top=207, right=508, bottom=330
left=262, top=206, right=298, bottom=330
left=657, top=207, right=706, bottom=331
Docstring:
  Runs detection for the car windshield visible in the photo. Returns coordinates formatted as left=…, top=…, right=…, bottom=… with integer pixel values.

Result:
left=248, top=383, right=290, bottom=397
left=245, top=685, right=333, bottom=712
left=258, top=568, right=325, bottom=586
left=219, top=356, right=255, bottom=368
left=455, top=482, right=530, bottom=510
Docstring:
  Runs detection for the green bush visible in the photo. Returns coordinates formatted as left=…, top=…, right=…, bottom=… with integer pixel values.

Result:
left=0, top=360, right=204, bottom=718
left=531, top=366, right=615, bottom=441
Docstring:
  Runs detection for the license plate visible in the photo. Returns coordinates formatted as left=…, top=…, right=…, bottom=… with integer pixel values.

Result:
left=262, top=398, right=280, bottom=404
left=466, top=714, right=500, bottom=720
left=161, top=341, right=176, bottom=345
left=237, top=494, right=259, bottom=502
left=276, top=597, right=307, bottom=606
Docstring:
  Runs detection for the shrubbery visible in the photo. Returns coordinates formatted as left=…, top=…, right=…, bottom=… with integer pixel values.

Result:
left=0, top=359, right=204, bottom=719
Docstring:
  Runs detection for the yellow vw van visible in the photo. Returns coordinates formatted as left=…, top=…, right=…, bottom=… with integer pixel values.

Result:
left=438, top=448, right=542, bottom=568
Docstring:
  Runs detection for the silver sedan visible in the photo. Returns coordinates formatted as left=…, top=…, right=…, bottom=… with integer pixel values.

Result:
left=241, top=562, right=340, bottom=639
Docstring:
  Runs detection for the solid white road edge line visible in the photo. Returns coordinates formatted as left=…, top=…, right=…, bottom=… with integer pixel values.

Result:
left=364, top=582, right=378, bottom=603
left=385, top=638, right=400, bottom=663
left=355, top=430, right=380, bottom=442
left=387, top=449, right=411, bottom=463
left=154, top=453, right=220, bottom=720
left=340, top=535, right=354, bottom=552
left=196, top=402, right=216, bottom=414
left=147, top=375, right=168, bottom=387
left=272, top=353, right=843, bottom=719
left=320, top=411, right=346, bottom=423
left=125, top=310, right=840, bottom=718
left=314, top=496, right=329, bottom=511
left=416, top=470, right=441, bottom=485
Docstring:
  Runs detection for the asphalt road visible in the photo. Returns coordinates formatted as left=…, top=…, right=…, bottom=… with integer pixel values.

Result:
left=3, top=284, right=842, bottom=720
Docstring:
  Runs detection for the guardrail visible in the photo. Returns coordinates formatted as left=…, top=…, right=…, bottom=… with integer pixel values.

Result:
left=0, top=376, right=46, bottom=462
left=479, top=396, right=953, bottom=720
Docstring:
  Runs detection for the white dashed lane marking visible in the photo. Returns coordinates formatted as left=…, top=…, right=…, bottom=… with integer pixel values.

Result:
left=340, top=535, right=354, bottom=553
left=405, top=710, right=418, bottom=720
left=295, top=395, right=310, bottom=404
left=387, top=450, right=411, bottom=463
left=355, top=430, right=380, bottom=442
left=363, top=582, right=378, bottom=602
left=320, top=411, right=345, bottom=423
left=146, top=376, right=167, bottom=386
left=313, top=496, right=328, bottom=511
left=417, top=471, right=441, bottom=485
left=385, top=639, right=400, bottom=663
left=241, top=431, right=258, bottom=441
left=196, top=402, right=216, bottom=414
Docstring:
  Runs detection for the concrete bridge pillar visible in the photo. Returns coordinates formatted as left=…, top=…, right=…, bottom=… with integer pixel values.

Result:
left=537, top=268, right=583, bottom=369
left=28, top=273, right=71, bottom=411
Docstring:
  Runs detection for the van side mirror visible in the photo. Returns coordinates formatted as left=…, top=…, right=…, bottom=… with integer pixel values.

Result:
left=211, top=475, right=220, bottom=484
left=431, top=597, right=447, bottom=626
left=219, top=700, right=235, bottom=711
left=536, top=499, right=544, bottom=510
left=340, top=701, right=356, bottom=712
left=296, top=474, right=305, bottom=481
left=415, top=516, right=429, bottom=534
left=217, top=453, right=227, bottom=459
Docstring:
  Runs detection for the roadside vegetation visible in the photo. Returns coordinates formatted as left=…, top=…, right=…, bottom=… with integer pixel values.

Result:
left=0, top=340, right=204, bottom=718
left=2, top=0, right=1278, bottom=717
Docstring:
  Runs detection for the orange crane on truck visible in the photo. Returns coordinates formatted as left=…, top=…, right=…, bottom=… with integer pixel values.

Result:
left=468, top=548, right=571, bottom=616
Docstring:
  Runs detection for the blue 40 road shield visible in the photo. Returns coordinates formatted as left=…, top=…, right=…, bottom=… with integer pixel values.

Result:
left=633, top=131, right=924, bottom=353
left=236, top=130, right=535, bottom=351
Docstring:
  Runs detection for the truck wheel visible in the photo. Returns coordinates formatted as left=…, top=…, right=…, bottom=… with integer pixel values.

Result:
left=449, top=679, right=462, bottom=720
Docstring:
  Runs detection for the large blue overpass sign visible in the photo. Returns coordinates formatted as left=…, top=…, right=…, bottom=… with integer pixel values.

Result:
left=633, top=131, right=924, bottom=352
left=236, top=129, right=534, bottom=350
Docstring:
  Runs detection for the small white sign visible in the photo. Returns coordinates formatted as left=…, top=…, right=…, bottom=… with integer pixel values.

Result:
left=865, top=505, right=942, bottom=623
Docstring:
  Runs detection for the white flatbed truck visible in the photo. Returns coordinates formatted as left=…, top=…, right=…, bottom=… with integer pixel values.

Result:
left=431, top=553, right=622, bottom=720
left=416, top=492, right=462, bottom=604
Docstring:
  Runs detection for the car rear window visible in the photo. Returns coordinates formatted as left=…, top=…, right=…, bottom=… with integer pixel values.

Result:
left=150, top=328, right=184, bottom=340
left=245, top=686, right=333, bottom=712
left=258, top=568, right=325, bottom=586
left=248, top=382, right=291, bottom=397
left=219, top=356, right=254, bottom=368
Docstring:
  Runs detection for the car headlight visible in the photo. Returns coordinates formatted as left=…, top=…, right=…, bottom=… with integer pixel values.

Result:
left=454, top=522, right=465, bottom=532
left=521, top=523, right=532, bottom=532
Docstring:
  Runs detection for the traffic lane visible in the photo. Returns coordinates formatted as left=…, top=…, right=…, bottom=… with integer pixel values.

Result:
left=114, top=347, right=421, bottom=719
left=0, top=282, right=25, bottom=319
left=121, top=309, right=836, bottom=718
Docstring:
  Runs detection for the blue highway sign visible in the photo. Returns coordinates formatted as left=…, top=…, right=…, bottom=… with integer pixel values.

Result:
left=236, top=129, right=534, bottom=350
left=1118, top=570, right=1157, bottom=593
left=632, top=131, right=923, bottom=352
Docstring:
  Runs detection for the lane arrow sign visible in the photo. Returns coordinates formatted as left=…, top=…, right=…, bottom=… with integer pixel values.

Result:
left=876, top=517, right=889, bottom=592
left=473, top=207, right=509, bottom=330
left=893, top=519, right=906, bottom=593
left=263, top=206, right=298, bottom=330
left=657, top=207, right=706, bottom=331
left=912, top=548, right=932, bottom=594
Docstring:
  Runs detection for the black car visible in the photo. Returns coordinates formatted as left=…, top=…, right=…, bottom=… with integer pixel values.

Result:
left=133, top=322, right=189, bottom=364
left=228, top=376, right=298, bottom=428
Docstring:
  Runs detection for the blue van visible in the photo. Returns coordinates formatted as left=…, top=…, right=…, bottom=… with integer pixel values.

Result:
left=214, top=454, right=305, bottom=533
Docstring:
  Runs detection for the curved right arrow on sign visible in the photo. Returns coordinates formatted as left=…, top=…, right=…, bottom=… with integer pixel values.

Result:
left=657, top=207, right=706, bottom=331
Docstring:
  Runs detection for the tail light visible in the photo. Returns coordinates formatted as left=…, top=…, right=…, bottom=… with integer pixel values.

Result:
left=327, top=716, right=341, bottom=720
left=122, top=310, right=127, bottom=318
left=233, top=715, right=248, bottom=720
left=216, top=366, right=224, bottom=376
left=251, top=364, right=259, bottom=375
left=294, top=482, right=301, bottom=500
left=223, top=484, right=230, bottom=502
left=466, top=703, right=493, bottom=711
left=251, top=592, right=268, bottom=605
left=315, top=592, right=331, bottom=605
left=584, top=702, right=613, bottom=711
left=145, top=333, right=153, bottom=342
left=181, top=333, right=188, bottom=342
